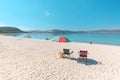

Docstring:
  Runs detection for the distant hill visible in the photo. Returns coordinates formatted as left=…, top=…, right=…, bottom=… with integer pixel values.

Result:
left=29, top=29, right=85, bottom=34
left=2, top=27, right=119, bottom=34
left=29, top=29, right=120, bottom=34
left=0, top=26, right=25, bottom=33
left=86, top=29, right=120, bottom=34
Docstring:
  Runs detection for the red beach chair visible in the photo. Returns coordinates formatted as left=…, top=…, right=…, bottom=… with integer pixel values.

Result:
left=79, top=50, right=88, bottom=62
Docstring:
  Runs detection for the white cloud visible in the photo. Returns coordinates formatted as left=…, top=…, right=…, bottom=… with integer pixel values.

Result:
left=44, top=10, right=51, bottom=16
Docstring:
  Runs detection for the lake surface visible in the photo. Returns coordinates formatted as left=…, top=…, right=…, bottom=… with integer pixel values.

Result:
left=6, top=33, right=120, bottom=46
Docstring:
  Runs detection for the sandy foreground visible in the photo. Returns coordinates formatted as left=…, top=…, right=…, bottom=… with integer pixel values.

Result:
left=0, top=35, right=120, bottom=80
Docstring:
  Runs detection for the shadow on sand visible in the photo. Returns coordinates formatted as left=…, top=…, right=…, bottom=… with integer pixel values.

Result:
left=69, top=57, right=102, bottom=65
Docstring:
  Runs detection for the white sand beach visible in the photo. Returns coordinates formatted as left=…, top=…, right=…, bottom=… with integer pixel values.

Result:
left=0, top=35, right=120, bottom=80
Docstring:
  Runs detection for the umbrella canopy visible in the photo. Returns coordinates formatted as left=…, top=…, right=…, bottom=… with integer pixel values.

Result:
left=50, top=36, right=71, bottom=43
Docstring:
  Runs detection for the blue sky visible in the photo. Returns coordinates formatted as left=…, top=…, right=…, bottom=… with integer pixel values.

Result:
left=0, top=0, right=120, bottom=31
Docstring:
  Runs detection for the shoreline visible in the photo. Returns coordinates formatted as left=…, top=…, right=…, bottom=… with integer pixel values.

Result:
left=3, top=33, right=120, bottom=46
left=5, top=33, right=120, bottom=47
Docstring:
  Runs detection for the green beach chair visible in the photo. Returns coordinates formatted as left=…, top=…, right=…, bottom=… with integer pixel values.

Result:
left=63, top=49, right=73, bottom=57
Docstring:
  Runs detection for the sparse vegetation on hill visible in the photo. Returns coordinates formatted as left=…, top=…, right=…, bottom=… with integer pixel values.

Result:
left=0, top=27, right=25, bottom=33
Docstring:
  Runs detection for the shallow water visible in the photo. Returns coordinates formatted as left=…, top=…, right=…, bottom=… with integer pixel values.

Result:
left=6, top=33, right=120, bottom=46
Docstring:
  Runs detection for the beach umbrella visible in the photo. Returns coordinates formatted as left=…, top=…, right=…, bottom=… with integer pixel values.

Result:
left=50, top=36, right=71, bottom=43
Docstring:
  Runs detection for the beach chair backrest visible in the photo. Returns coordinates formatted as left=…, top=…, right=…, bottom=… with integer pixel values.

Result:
left=80, top=50, right=87, bottom=56
left=63, top=49, right=70, bottom=54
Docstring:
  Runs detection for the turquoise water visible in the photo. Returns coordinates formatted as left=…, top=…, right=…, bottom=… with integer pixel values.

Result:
left=6, top=33, right=120, bottom=46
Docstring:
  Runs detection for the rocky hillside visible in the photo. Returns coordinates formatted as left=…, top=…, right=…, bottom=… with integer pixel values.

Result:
left=0, top=27, right=25, bottom=33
